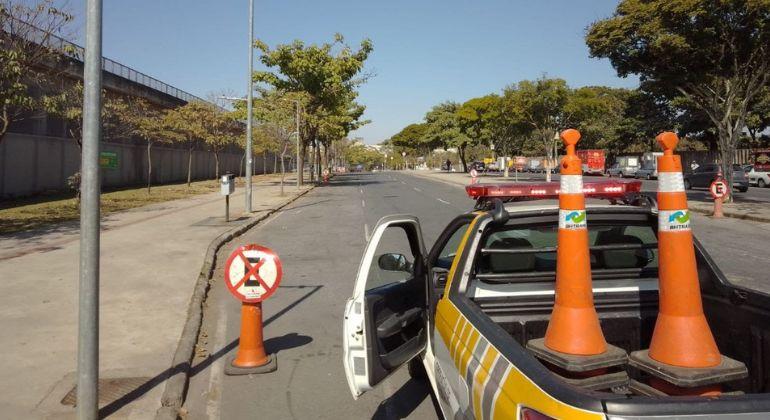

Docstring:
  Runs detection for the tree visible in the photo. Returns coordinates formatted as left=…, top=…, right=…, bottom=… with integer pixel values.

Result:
left=587, top=0, right=770, bottom=195
left=425, top=102, right=470, bottom=171
left=201, top=105, right=239, bottom=180
left=164, top=102, right=209, bottom=186
left=250, top=90, right=306, bottom=194
left=43, top=82, right=136, bottom=148
left=503, top=78, right=574, bottom=181
left=253, top=34, right=373, bottom=185
left=456, top=95, right=498, bottom=158
left=0, top=0, right=74, bottom=144
left=390, top=123, right=433, bottom=156
left=746, top=87, right=770, bottom=147
left=127, top=98, right=180, bottom=194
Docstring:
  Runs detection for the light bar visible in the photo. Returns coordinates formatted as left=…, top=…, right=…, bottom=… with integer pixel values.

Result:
left=466, top=180, right=642, bottom=201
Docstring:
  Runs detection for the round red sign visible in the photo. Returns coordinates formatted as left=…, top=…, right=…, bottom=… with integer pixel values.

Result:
left=710, top=180, right=728, bottom=199
left=224, top=244, right=283, bottom=303
left=470, top=169, right=478, bottom=178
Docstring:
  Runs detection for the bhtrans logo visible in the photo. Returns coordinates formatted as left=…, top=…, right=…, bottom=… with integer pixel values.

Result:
left=559, top=210, right=587, bottom=230
left=659, top=210, right=691, bottom=232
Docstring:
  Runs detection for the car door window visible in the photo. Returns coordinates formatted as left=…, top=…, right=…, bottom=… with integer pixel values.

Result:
left=435, top=223, right=471, bottom=269
left=366, top=226, right=417, bottom=290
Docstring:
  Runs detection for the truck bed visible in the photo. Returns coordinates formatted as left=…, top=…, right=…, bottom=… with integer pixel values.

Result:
left=468, top=237, right=770, bottom=412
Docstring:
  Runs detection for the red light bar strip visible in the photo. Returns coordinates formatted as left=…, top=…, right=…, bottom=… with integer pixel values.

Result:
left=466, top=180, right=641, bottom=200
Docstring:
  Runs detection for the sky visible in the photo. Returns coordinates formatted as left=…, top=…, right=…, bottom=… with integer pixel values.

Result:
left=66, top=0, right=638, bottom=144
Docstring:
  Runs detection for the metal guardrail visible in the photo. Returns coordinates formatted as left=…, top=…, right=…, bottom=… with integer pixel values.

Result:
left=4, top=15, right=205, bottom=104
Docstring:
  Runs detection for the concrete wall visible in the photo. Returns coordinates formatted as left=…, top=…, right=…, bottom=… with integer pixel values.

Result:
left=0, top=133, right=280, bottom=197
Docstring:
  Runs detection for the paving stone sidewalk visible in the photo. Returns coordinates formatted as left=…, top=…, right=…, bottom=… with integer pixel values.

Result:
left=0, top=174, right=311, bottom=419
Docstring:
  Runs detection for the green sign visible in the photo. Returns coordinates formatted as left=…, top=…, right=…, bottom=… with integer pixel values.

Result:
left=99, top=151, right=118, bottom=169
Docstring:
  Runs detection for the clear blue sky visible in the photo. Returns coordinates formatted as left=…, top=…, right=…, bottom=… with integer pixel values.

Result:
left=68, top=0, right=638, bottom=144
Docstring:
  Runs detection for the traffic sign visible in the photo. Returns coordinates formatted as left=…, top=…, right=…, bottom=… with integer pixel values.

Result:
left=224, top=244, right=283, bottom=303
left=710, top=180, right=728, bottom=199
left=470, top=169, right=478, bottom=178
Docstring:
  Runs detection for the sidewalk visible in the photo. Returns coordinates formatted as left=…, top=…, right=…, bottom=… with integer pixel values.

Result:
left=408, top=170, right=770, bottom=223
left=0, top=174, right=311, bottom=419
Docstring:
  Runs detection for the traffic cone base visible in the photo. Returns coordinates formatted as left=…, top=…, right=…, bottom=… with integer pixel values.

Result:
left=648, top=313, right=721, bottom=368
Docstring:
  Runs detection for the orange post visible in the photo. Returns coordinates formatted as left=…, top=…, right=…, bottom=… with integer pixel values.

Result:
left=713, top=195, right=724, bottom=218
left=226, top=301, right=276, bottom=375
left=648, top=132, right=721, bottom=368
left=232, top=302, right=270, bottom=367
left=543, top=129, right=607, bottom=356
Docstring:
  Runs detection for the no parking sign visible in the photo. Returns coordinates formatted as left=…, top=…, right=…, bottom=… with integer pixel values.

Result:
left=224, top=244, right=283, bottom=303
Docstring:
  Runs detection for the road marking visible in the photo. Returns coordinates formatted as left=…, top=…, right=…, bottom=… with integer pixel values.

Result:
left=413, top=187, right=422, bottom=192
left=205, top=300, right=228, bottom=420
left=437, top=198, right=451, bottom=205
left=359, top=187, right=363, bottom=194
left=401, top=181, right=406, bottom=185
left=364, top=223, right=370, bottom=241
left=361, top=200, right=366, bottom=208
left=294, top=209, right=303, bottom=214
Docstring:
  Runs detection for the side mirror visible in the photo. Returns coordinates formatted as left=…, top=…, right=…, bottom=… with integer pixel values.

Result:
left=378, top=253, right=411, bottom=272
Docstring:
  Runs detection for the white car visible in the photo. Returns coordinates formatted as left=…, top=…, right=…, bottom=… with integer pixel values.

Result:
left=748, top=168, right=770, bottom=188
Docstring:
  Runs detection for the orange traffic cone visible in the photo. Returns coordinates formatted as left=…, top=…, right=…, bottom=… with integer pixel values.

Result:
left=225, top=302, right=277, bottom=375
left=543, top=129, right=607, bottom=356
left=647, top=132, right=721, bottom=368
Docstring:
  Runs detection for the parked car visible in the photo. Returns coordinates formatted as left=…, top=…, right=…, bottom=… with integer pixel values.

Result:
left=635, top=152, right=663, bottom=180
left=469, top=161, right=485, bottom=172
left=748, top=168, right=770, bottom=188
left=615, top=156, right=640, bottom=177
left=683, top=163, right=749, bottom=192
left=606, top=163, right=623, bottom=177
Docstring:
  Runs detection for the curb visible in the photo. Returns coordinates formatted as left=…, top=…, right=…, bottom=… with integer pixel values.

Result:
left=154, top=186, right=314, bottom=420
left=689, top=203, right=770, bottom=224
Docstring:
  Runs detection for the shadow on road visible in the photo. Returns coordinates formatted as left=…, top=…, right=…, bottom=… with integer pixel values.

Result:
left=97, top=285, right=323, bottom=417
left=370, top=377, right=438, bottom=420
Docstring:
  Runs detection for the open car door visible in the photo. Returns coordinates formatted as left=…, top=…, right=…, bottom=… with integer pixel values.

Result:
left=343, top=215, right=427, bottom=399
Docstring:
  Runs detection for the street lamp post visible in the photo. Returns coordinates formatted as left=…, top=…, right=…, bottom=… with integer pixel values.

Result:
left=78, top=0, right=102, bottom=418
left=245, top=0, right=255, bottom=213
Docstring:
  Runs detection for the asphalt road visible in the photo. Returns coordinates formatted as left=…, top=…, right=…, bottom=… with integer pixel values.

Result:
left=183, top=171, right=770, bottom=420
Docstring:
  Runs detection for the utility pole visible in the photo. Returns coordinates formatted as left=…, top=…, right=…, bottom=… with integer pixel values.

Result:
left=245, top=0, right=254, bottom=213
left=78, top=0, right=102, bottom=418
left=296, top=100, right=301, bottom=189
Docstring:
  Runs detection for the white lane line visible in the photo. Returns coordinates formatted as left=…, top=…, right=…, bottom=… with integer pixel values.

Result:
left=361, top=200, right=366, bottom=208
left=401, top=181, right=406, bottom=185
left=437, top=198, right=451, bottom=205
left=205, top=299, right=228, bottom=420
left=359, top=187, right=363, bottom=194
left=413, top=187, right=422, bottom=192
left=295, top=209, right=303, bottom=214
left=364, top=223, right=370, bottom=241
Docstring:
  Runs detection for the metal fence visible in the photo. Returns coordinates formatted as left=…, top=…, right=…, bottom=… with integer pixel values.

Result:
left=4, top=15, right=205, bottom=104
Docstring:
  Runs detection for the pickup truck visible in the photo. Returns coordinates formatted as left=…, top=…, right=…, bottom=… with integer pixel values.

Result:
left=342, top=180, right=770, bottom=419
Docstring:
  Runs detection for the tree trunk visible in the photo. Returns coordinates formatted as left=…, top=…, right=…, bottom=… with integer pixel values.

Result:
left=273, top=153, right=278, bottom=173
left=263, top=151, right=267, bottom=175
left=147, top=140, right=153, bottom=194
left=298, top=142, right=306, bottom=186
left=458, top=145, right=468, bottom=172
left=0, top=108, right=9, bottom=146
left=280, top=144, right=287, bottom=196
left=214, top=151, right=220, bottom=179
left=187, top=144, right=193, bottom=187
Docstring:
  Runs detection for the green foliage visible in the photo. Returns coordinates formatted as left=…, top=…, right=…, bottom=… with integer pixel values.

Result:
left=252, top=34, right=373, bottom=182
left=0, top=0, right=74, bottom=142
left=344, top=143, right=382, bottom=170
left=587, top=0, right=770, bottom=192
